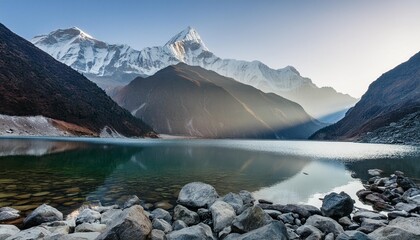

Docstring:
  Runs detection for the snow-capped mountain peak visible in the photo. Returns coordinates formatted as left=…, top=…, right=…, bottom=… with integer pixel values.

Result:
left=165, top=26, right=208, bottom=52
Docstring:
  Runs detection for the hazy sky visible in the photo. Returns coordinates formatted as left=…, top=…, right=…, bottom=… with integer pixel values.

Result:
left=2, top=0, right=420, bottom=97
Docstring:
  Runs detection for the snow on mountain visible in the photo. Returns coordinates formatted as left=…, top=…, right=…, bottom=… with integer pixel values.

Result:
left=31, top=26, right=357, bottom=122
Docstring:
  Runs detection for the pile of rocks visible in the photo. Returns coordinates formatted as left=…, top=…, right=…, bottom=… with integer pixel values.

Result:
left=357, top=169, right=420, bottom=213
left=1, top=178, right=420, bottom=240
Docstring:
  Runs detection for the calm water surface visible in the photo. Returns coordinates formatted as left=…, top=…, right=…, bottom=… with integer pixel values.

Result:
left=0, top=137, right=419, bottom=218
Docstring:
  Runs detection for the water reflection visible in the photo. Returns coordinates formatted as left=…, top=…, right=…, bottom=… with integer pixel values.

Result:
left=0, top=138, right=419, bottom=217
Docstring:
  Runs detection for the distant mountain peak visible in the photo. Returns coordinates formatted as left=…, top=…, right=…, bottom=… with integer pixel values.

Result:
left=165, top=26, right=208, bottom=51
left=68, top=26, right=94, bottom=39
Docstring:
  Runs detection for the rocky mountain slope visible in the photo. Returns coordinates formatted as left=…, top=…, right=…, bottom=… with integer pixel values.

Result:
left=311, top=51, right=420, bottom=144
left=0, top=23, right=153, bottom=137
left=113, top=63, right=325, bottom=139
left=31, top=27, right=357, bottom=123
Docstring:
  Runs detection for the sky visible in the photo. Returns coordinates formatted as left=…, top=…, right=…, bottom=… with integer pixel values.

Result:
left=1, top=0, right=420, bottom=98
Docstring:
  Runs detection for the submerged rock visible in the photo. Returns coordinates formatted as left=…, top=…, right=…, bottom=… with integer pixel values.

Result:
left=178, top=182, right=219, bottom=208
left=23, top=204, right=63, bottom=228
left=321, top=192, right=354, bottom=219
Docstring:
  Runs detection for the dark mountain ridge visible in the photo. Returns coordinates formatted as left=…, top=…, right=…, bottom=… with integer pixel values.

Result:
left=113, top=63, right=325, bottom=139
left=311, top=51, right=420, bottom=142
left=0, top=23, right=153, bottom=137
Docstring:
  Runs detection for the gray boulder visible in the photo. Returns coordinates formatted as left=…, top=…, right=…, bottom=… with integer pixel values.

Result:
left=40, top=221, right=72, bottom=235
left=321, top=192, right=354, bottom=219
left=296, top=225, right=323, bottom=240
left=100, top=209, right=122, bottom=225
left=0, top=225, right=20, bottom=240
left=96, top=205, right=152, bottom=240
left=299, top=205, right=322, bottom=216
left=278, top=213, right=295, bottom=224
left=0, top=208, right=20, bottom=222
left=357, top=219, right=387, bottom=234
left=177, top=182, right=218, bottom=208
left=232, top=206, right=272, bottom=233
left=222, top=193, right=244, bottom=214
left=238, top=190, right=255, bottom=205
left=23, top=204, right=63, bottom=228
left=75, top=209, right=101, bottom=225
left=368, top=217, right=420, bottom=240
left=336, top=230, right=373, bottom=240
left=235, top=221, right=289, bottom=240
left=75, top=223, right=106, bottom=233
left=353, top=211, right=387, bottom=223
left=150, top=229, right=165, bottom=240
left=6, top=226, right=50, bottom=240
left=395, top=203, right=418, bottom=213
left=166, top=223, right=215, bottom=240
left=150, top=208, right=172, bottom=223
left=45, top=232, right=100, bottom=240
left=325, top=232, right=334, bottom=240
left=123, top=195, right=141, bottom=209
left=172, top=220, right=187, bottom=231
left=210, top=201, right=236, bottom=233
left=368, top=169, right=383, bottom=176
left=305, top=215, right=344, bottom=236
left=152, top=218, right=172, bottom=233
left=173, top=205, right=199, bottom=226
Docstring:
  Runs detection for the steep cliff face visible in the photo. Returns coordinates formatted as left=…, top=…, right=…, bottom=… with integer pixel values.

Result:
left=311, top=51, right=420, bottom=143
left=113, top=63, right=325, bottom=139
left=0, top=23, right=153, bottom=137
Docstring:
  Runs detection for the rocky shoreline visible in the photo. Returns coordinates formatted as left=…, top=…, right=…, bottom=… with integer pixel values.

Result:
left=0, top=171, right=420, bottom=240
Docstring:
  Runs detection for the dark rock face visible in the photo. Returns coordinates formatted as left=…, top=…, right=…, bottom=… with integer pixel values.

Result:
left=113, top=63, right=325, bottom=139
left=96, top=205, right=152, bottom=240
left=321, top=192, right=354, bottom=219
left=23, top=204, right=63, bottom=228
left=0, top=23, right=152, bottom=137
left=311, top=51, right=420, bottom=144
left=177, top=182, right=219, bottom=208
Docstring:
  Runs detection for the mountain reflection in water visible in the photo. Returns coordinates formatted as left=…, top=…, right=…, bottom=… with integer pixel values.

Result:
left=0, top=137, right=418, bottom=216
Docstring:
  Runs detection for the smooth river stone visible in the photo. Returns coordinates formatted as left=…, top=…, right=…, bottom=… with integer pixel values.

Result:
left=65, top=187, right=81, bottom=193
left=33, top=191, right=50, bottom=197
left=0, top=193, right=18, bottom=199
left=14, top=200, right=31, bottom=206
left=0, top=202, right=12, bottom=208
left=12, top=205, right=39, bottom=211
left=154, top=201, right=173, bottom=210
left=63, top=202, right=77, bottom=206
left=14, top=194, right=31, bottom=199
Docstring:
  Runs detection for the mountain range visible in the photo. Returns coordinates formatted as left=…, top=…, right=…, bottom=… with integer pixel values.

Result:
left=113, top=63, right=325, bottom=139
left=31, top=26, right=357, bottom=123
left=311, top=51, right=420, bottom=144
left=0, top=23, right=153, bottom=137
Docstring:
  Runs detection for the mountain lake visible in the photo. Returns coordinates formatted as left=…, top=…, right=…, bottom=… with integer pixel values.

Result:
left=0, top=137, right=419, bottom=217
